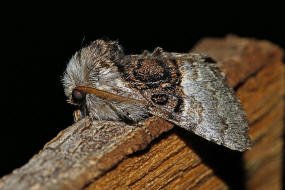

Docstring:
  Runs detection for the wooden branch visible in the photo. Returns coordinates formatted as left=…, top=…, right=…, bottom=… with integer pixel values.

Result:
left=0, top=35, right=284, bottom=190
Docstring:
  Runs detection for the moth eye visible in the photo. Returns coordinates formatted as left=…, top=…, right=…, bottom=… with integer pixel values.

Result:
left=72, top=89, right=86, bottom=103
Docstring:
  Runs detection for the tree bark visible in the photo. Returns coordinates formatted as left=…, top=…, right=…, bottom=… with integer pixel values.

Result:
left=0, top=35, right=284, bottom=190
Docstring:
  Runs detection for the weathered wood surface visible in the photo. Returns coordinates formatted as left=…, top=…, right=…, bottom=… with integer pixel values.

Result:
left=0, top=35, right=284, bottom=190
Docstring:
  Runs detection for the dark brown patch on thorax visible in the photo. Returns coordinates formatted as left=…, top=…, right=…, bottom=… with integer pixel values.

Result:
left=117, top=54, right=185, bottom=117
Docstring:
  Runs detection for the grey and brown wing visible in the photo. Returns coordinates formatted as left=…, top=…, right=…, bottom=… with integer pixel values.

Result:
left=119, top=52, right=251, bottom=151
left=177, top=57, right=251, bottom=151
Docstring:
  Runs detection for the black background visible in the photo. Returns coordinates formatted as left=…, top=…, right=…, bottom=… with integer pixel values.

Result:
left=1, top=1, right=284, bottom=188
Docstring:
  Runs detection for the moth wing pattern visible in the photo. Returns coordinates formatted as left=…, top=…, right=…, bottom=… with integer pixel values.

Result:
left=178, top=57, right=251, bottom=151
left=119, top=50, right=251, bottom=151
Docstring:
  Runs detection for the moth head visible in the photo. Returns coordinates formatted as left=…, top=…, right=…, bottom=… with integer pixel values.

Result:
left=69, top=88, right=88, bottom=121
left=62, top=39, right=124, bottom=121
left=71, top=88, right=86, bottom=105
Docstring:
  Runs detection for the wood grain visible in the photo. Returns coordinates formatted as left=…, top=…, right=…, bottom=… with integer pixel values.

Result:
left=0, top=35, right=284, bottom=190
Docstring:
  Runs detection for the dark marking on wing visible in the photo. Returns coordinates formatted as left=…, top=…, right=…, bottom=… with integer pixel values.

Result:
left=132, top=59, right=171, bottom=88
left=174, top=97, right=183, bottom=112
left=117, top=53, right=185, bottom=122
left=151, top=94, right=169, bottom=105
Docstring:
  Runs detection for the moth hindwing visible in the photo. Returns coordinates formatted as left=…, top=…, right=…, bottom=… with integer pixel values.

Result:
left=63, top=40, right=251, bottom=151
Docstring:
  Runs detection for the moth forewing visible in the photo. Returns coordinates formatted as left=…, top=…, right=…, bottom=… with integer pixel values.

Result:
left=178, top=59, right=251, bottom=151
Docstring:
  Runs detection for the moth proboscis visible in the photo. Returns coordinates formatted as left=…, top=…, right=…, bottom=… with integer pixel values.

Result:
left=63, top=39, right=251, bottom=151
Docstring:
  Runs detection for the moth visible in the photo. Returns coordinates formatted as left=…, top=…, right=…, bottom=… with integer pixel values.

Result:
left=63, top=40, right=251, bottom=151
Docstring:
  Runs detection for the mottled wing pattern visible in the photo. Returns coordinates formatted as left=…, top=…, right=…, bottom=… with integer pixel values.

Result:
left=178, top=55, right=251, bottom=151
left=118, top=51, right=251, bottom=151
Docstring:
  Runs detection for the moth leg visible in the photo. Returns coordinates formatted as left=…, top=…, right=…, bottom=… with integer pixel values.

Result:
left=73, top=109, right=86, bottom=122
